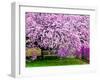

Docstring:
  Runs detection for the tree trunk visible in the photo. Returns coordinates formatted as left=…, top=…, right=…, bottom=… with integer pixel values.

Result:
left=81, top=46, right=84, bottom=59
left=41, top=50, right=44, bottom=59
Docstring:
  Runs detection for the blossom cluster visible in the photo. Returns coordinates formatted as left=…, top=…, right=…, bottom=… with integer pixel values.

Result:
left=25, top=12, right=90, bottom=60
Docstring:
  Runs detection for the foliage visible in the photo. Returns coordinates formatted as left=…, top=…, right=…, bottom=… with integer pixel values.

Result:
left=25, top=12, right=90, bottom=60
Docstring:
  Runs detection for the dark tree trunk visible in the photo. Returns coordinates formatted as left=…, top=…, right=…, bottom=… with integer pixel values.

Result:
left=81, top=46, right=84, bottom=59
left=40, top=47, right=45, bottom=60
left=41, top=50, right=44, bottom=59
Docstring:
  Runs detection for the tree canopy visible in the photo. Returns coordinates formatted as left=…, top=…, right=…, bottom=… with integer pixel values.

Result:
left=25, top=12, right=90, bottom=59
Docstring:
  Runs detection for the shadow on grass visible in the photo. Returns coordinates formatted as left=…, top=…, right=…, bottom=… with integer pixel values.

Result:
left=26, top=56, right=88, bottom=67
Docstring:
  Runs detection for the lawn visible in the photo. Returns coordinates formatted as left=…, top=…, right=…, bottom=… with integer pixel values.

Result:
left=26, top=56, right=88, bottom=67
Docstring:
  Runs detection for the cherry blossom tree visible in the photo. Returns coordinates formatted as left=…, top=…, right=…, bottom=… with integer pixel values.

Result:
left=25, top=12, right=90, bottom=61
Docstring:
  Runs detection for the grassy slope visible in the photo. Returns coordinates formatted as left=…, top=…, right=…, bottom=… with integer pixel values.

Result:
left=26, top=57, right=88, bottom=67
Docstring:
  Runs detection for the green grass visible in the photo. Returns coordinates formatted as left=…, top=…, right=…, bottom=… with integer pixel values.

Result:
left=26, top=56, right=88, bottom=67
